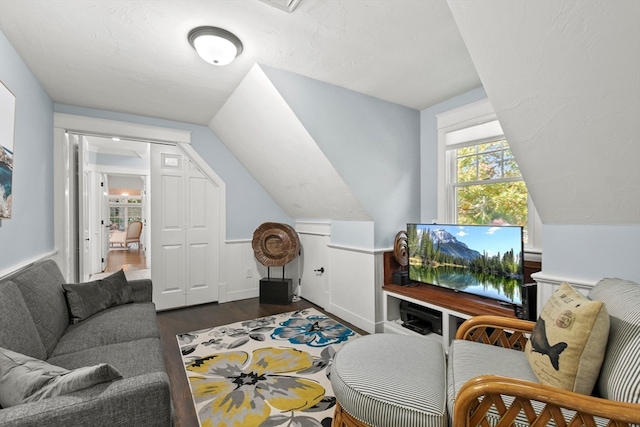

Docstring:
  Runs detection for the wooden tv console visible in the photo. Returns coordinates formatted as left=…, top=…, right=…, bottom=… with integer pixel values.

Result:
left=382, top=251, right=531, bottom=352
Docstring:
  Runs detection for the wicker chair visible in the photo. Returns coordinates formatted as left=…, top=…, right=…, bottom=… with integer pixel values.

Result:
left=450, top=278, right=640, bottom=427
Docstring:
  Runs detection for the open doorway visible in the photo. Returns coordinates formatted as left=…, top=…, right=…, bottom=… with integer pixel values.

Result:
left=83, top=136, right=151, bottom=281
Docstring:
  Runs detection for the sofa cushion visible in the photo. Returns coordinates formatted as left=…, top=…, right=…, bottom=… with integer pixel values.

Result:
left=10, top=259, right=70, bottom=357
left=588, top=278, right=640, bottom=404
left=525, top=282, right=609, bottom=395
left=0, top=347, right=121, bottom=408
left=47, top=338, right=167, bottom=379
left=50, top=302, right=160, bottom=357
left=62, top=269, right=133, bottom=324
left=0, top=281, right=47, bottom=360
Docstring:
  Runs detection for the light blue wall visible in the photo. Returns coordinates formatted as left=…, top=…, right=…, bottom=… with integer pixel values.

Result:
left=419, top=87, right=487, bottom=223
left=262, top=65, right=420, bottom=249
left=542, top=224, right=640, bottom=283
left=53, top=104, right=290, bottom=240
left=0, top=31, right=54, bottom=272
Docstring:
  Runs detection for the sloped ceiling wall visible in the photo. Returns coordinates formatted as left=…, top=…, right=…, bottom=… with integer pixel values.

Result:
left=448, top=0, right=640, bottom=225
left=209, top=64, right=371, bottom=221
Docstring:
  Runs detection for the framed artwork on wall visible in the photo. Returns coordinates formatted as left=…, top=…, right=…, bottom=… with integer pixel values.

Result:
left=0, top=80, right=15, bottom=220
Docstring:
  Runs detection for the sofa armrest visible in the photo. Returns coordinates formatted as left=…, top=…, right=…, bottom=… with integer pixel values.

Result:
left=0, top=372, right=173, bottom=427
left=453, top=375, right=640, bottom=427
left=456, top=315, right=535, bottom=351
left=129, top=278, right=153, bottom=303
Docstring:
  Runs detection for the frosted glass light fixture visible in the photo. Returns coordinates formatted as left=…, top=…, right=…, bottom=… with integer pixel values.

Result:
left=188, top=26, right=243, bottom=66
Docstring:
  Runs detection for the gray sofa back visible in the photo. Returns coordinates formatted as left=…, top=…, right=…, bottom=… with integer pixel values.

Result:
left=0, top=260, right=69, bottom=358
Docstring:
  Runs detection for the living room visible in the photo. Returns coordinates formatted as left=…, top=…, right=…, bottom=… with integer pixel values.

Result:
left=1, top=0, right=638, bottom=326
left=0, top=1, right=639, bottom=425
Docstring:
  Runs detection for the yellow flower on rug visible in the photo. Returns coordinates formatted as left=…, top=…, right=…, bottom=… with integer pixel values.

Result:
left=187, top=347, right=326, bottom=427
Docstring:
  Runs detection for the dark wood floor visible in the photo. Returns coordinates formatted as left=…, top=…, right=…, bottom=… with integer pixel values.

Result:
left=156, top=296, right=366, bottom=427
left=106, top=247, right=365, bottom=426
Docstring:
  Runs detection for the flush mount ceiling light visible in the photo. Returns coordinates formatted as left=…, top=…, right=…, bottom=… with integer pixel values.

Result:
left=188, top=26, right=243, bottom=66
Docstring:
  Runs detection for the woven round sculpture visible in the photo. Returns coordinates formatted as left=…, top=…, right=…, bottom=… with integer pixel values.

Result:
left=252, top=222, right=300, bottom=267
left=393, top=230, right=409, bottom=267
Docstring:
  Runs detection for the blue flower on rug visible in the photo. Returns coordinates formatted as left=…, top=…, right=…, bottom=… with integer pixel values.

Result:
left=271, top=315, right=354, bottom=347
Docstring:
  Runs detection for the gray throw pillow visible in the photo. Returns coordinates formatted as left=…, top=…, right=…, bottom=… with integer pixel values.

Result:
left=62, top=269, right=133, bottom=324
left=0, top=347, right=122, bottom=408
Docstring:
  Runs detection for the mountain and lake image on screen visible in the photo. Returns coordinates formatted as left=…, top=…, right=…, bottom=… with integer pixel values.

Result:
left=407, top=223, right=524, bottom=305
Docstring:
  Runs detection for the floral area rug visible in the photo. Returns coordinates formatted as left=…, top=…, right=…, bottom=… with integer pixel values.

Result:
left=177, top=308, right=359, bottom=427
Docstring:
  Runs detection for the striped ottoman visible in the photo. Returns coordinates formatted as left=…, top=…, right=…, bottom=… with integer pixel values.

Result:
left=330, top=333, right=447, bottom=427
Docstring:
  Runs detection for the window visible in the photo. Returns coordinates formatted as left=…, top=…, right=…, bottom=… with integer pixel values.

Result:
left=108, top=196, right=142, bottom=231
left=437, top=99, right=541, bottom=254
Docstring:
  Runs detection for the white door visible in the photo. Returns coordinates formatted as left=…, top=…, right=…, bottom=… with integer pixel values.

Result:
left=151, top=144, right=186, bottom=310
left=185, top=162, right=218, bottom=306
left=76, top=135, right=92, bottom=282
left=100, top=174, right=110, bottom=272
left=151, top=144, right=219, bottom=310
left=141, top=176, right=150, bottom=267
left=299, top=233, right=330, bottom=308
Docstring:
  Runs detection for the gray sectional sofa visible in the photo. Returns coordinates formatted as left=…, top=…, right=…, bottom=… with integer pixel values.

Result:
left=0, top=259, right=173, bottom=427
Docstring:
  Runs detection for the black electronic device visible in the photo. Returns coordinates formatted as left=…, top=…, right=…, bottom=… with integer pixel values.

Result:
left=407, top=223, right=524, bottom=307
left=400, top=300, right=443, bottom=335
left=521, top=282, right=537, bottom=321
left=401, top=319, right=431, bottom=335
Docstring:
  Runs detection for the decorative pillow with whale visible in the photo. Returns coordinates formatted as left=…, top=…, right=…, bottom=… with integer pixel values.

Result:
left=525, top=282, right=609, bottom=395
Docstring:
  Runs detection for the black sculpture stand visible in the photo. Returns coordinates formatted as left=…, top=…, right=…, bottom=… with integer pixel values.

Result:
left=259, top=266, right=293, bottom=305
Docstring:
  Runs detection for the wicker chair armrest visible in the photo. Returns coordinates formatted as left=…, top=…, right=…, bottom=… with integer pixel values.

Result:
left=453, top=375, right=640, bottom=427
left=455, top=315, right=535, bottom=351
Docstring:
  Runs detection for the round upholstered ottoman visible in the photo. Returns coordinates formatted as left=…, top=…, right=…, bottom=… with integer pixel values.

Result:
left=330, top=334, right=447, bottom=427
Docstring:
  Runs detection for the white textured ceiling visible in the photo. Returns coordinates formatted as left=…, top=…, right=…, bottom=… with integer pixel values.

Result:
left=0, top=0, right=480, bottom=125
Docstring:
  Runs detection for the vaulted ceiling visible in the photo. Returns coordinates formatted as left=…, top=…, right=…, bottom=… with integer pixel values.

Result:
left=0, top=0, right=479, bottom=125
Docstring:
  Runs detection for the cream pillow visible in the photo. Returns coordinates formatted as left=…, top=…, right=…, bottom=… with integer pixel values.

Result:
left=525, top=282, right=609, bottom=395
left=0, top=347, right=122, bottom=407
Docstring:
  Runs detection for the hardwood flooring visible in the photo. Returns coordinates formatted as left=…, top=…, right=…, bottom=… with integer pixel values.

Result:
left=104, top=247, right=146, bottom=272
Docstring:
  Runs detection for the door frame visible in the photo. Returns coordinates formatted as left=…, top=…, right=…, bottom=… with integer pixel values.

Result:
left=53, top=114, right=227, bottom=291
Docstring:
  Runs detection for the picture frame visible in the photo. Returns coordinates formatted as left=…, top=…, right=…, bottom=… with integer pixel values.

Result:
left=0, top=80, right=16, bottom=219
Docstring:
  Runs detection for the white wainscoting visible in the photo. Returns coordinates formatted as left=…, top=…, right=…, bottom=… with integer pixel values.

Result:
left=0, top=250, right=58, bottom=280
left=531, top=271, right=598, bottom=317
left=220, top=240, right=260, bottom=303
left=221, top=239, right=300, bottom=304
left=327, top=244, right=380, bottom=334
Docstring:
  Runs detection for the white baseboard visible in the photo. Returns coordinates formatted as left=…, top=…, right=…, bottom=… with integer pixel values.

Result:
left=328, top=302, right=375, bottom=334
left=224, top=288, right=259, bottom=302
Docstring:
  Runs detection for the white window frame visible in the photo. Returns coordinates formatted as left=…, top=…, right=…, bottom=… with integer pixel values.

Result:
left=436, top=99, right=542, bottom=259
left=108, top=195, right=142, bottom=230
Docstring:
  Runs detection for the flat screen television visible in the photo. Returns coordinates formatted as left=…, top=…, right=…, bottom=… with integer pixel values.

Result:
left=407, top=223, right=524, bottom=306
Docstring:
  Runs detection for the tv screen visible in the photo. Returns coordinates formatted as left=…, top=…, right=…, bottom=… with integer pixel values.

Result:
left=407, top=223, right=523, bottom=305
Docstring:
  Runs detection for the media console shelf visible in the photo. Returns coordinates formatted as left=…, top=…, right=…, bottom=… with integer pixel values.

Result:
left=382, top=251, right=517, bottom=352
left=382, top=283, right=516, bottom=352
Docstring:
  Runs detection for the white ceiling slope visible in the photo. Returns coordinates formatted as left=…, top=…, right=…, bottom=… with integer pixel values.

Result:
left=448, top=0, right=640, bottom=225
left=0, top=0, right=480, bottom=126
left=210, top=64, right=371, bottom=221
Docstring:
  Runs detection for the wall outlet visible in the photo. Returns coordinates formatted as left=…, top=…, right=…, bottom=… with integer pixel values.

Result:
left=246, top=268, right=252, bottom=278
